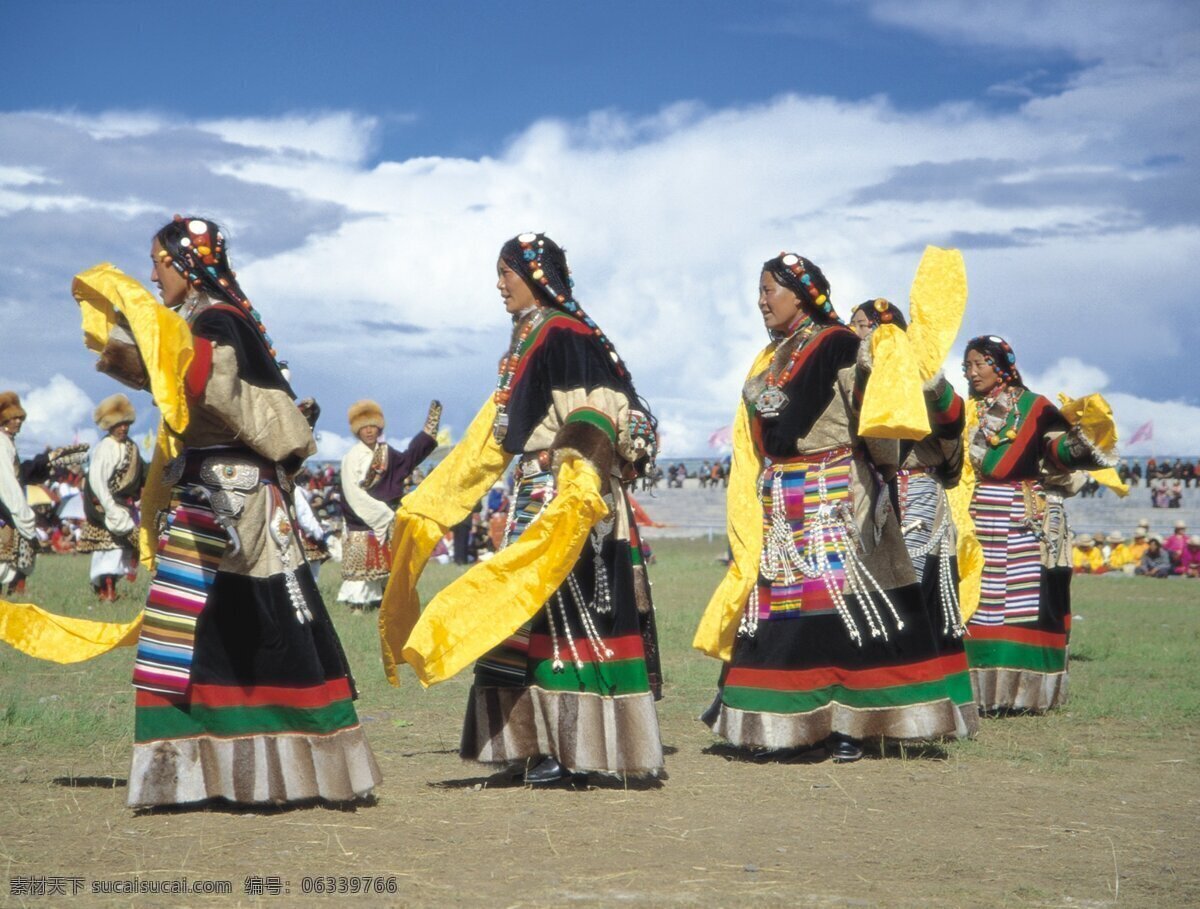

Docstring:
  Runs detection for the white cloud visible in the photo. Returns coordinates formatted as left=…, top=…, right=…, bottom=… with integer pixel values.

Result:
left=313, top=428, right=355, bottom=462
left=16, top=375, right=95, bottom=453
left=1, top=2, right=1197, bottom=456
left=200, top=113, right=383, bottom=164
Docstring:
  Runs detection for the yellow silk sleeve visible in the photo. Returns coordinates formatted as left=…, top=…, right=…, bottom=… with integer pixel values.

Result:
left=1089, top=467, right=1129, bottom=497
left=692, top=397, right=764, bottom=661
left=401, top=456, right=607, bottom=687
left=137, top=422, right=185, bottom=569
left=859, top=324, right=931, bottom=440
left=906, top=246, right=968, bottom=382
left=693, top=344, right=772, bottom=661
left=0, top=600, right=142, bottom=663
left=378, top=396, right=513, bottom=685
left=1056, top=393, right=1128, bottom=497
left=949, top=406, right=982, bottom=622
left=72, top=264, right=193, bottom=434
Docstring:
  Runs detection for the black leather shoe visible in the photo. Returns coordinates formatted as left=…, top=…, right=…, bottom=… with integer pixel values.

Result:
left=524, top=756, right=570, bottom=785
left=827, top=735, right=863, bottom=763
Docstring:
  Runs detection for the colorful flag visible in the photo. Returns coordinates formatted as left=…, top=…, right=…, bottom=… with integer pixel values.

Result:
left=1127, top=420, right=1153, bottom=445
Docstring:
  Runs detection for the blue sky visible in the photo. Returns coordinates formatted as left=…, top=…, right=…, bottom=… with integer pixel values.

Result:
left=5, top=1, right=1080, bottom=158
left=2, top=1, right=1198, bottom=457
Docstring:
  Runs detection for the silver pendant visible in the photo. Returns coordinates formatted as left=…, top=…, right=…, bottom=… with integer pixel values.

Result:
left=492, top=411, right=509, bottom=443
left=756, top=386, right=789, bottom=418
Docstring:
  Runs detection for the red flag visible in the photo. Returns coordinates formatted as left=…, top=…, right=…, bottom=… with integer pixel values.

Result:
left=1128, top=420, right=1153, bottom=445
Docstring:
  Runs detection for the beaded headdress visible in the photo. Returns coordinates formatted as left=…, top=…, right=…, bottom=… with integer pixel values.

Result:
left=765, top=252, right=839, bottom=323
left=963, top=334, right=1022, bottom=389
left=499, top=232, right=630, bottom=381
left=154, top=215, right=288, bottom=379
left=852, top=298, right=908, bottom=329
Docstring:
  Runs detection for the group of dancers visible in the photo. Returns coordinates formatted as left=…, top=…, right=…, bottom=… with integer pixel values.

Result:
left=0, top=215, right=1119, bottom=807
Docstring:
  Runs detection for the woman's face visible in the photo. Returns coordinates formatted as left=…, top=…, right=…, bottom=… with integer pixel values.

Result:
left=963, top=349, right=1002, bottom=396
left=758, top=270, right=803, bottom=332
left=111, top=422, right=131, bottom=443
left=150, top=238, right=190, bottom=309
left=496, top=260, right=540, bottom=315
left=357, top=425, right=381, bottom=447
left=850, top=309, right=875, bottom=340
left=1, top=415, right=23, bottom=438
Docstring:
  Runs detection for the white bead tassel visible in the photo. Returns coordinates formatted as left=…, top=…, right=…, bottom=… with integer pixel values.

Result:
left=545, top=589, right=564, bottom=672
left=568, top=573, right=614, bottom=661
left=591, top=531, right=612, bottom=614
left=939, top=533, right=965, bottom=638
left=554, top=591, right=584, bottom=671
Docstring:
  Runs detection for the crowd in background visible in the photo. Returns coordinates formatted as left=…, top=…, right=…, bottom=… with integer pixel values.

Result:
left=1072, top=518, right=1199, bottom=579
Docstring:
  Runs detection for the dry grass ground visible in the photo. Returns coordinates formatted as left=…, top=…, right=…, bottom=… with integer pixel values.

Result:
left=1, top=540, right=1197, bottom=908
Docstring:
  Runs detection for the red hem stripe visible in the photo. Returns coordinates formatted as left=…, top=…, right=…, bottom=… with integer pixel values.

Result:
left=965, top=623, right=1067, bottom=647
left=527, top=633, right=645, bottom=662
left=136, top=677, right=353, bottom=709
left=725, top=654, right=966, bottom=692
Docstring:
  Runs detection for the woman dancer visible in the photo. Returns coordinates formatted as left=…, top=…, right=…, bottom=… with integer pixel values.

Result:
left=383, top=232, right=663, bottom=784
left=960, top=335, right=1116, bottom=712
left=0, top=216, right=382, bottom=808
left=695, top=254, right=974, bottom=763
left=851, top=299, right=978, bottom=734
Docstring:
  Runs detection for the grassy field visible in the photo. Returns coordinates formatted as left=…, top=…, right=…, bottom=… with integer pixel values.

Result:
left=1, top=540, right=1198, bottom=907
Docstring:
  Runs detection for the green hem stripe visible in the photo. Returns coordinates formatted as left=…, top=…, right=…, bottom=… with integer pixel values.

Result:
left=530, top=657, right=649, bottom=695
left=965, top=639, right=1067, bottom=673
left=135, top=699, right=360, bottom=742
left=722, top=677, right=964, bottom=714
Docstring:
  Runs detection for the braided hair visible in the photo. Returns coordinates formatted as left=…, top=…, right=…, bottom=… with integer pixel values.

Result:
left=963, top=334, right=1023, bottom=393
left=154, top=216, right=286, bottom=374
left=851, top=298, right=909, bottom=330
left=498, top=232, right=657, bottom=433
left=763, top=252, right=841, bottom=324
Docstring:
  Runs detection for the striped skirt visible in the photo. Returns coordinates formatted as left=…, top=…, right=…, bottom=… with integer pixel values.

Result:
left=703, top=454, right=977, bottom=750
left=129, top=475, right=380, bottom=808
left=964, top=480, right=1070, bottom=712
left=461, top=460, right=664, bottom=776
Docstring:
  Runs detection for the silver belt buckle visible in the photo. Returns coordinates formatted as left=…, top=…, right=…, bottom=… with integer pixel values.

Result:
left=200, top=457, right=261, bottom=491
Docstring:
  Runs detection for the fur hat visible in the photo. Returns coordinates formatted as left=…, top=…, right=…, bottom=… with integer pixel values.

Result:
left=1107, top=532, right=1125, bottom=544
left=348, top=399, right=385, bottom=435
left=93, top=393, right=136, bottom=431
left=0, top=391, right=26, bottom=424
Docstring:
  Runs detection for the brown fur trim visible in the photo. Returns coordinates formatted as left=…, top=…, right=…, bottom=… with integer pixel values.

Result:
left=0, top=391, right=26, bottom=424
left=95, top=338, right=149, bottom=391
left=550, top=420, right=616, bottom=479
left=93, top=393, right=136, bottom=431
left=347, top=399, right=385, bottom=435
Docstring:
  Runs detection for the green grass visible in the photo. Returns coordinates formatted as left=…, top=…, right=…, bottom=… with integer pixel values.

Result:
left=1, top=543, right=1198, bottom=766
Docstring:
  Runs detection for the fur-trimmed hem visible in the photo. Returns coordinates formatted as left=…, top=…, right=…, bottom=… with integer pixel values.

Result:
left=701, top=696, right=976, bottom=750
left=96, top=338, right=149, bottom=391
left=550, top=420, right=616, bottom=479
left=923, top=370, right=949, bottom=393
left=1065, top=423, right=1119, bottom=469
left=127, top=725, right=381, bottom=808
left=460, top=684, right=664, bottom=775
left=970, top=666, right=1068, bottom=713
left=856, top=336, right=874, bottom=373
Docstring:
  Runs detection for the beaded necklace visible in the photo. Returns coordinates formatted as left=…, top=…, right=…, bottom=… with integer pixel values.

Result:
left=492, top=306, right=547, bottom=443
left=755, top=315, right=818, bottom=418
